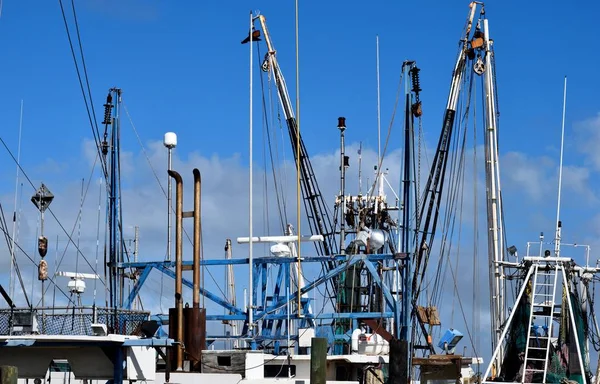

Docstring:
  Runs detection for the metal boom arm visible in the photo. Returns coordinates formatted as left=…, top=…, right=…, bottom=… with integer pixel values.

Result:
left=255, top=16, right=338, bottom=261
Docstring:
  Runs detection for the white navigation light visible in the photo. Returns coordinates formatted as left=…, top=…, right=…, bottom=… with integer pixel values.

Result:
left=164, top=132, right=178, bottom=148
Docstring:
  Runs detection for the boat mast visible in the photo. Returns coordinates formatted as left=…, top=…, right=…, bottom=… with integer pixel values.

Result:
left=101, top=87, right=124, bottom=330
left=248, top=10, right=255, bottom=336
left=481, top=12, right=506, bottom=365
left=254, top=14, right=339, bottom=291
left=400, top=60, right=421, bottom=381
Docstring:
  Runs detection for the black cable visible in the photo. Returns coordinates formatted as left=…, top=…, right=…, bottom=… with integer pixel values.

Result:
left=69, top=0, right=100, bottom=137
left=0, top=202, right=30, bottom=306
left=58, top=0, right=110, bottom=187
left=0, top=136, right=106, bottom=289
left=257, top=43, right=287, bottom=232
left=57, top=0, right=101, bottom=153
left=0, top=217, right=76, bottom=306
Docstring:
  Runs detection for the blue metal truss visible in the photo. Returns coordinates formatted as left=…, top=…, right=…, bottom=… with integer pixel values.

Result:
left=120, top=252, right=406, bottom=353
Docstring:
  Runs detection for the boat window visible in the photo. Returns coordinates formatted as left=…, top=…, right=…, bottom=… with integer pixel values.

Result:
left=264, top=364, right=296, bottom=378
left=217, top=356, right=231, bottom=366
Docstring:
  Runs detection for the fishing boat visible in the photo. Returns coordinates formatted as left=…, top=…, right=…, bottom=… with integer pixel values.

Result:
left=2, top=2, right=591, bottom=384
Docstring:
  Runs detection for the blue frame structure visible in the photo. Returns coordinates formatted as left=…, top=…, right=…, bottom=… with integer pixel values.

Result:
left=119, top=251, right=409, bottom=353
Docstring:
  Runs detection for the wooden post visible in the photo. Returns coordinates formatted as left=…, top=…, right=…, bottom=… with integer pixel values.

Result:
left=388, top=339, right=408, bottom=384
left=0, top=366, right=17, bottom=384
left=310, top=337, right=327, bottom=384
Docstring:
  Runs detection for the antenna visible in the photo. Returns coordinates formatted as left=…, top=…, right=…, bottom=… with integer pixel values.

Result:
left=376, top=35, right=381, bottom=163
left=358, top=142, right=363, bottom=195
left=164, top=132, right=177, bottom=262
left=9, top=100, right=24, bottom=303
left=554, top=76, right=567, bottom=257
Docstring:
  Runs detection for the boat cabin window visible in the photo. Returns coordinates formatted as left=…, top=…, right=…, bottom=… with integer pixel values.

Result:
left=264, top=364, right=296, bottom=378
left=217, top=356, right=231, bottom=366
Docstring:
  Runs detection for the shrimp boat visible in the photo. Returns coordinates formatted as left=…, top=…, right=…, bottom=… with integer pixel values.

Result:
left=1, top=2, right=590, bottom=384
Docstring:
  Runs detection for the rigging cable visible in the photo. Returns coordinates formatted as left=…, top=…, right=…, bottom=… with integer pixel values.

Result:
left=472, top=71, right=480, bottom=358
left=93, top=178, right=103, bottom=306
left=0, top=203, right=30, bottom=306
left=432, top=69, right=473, bottom=307
left=9, top=100, right=24, bottom=304
left=0, top=218, right=78, bottom=306
left=57, top=0, right=106, bottom=180
left=0, top=136, right=106, bottom=292
left=122, top=100, right=229, bottom=304
left=257, top=42, right=286, bottom=232
left=36, top=152, right=104, bottom=305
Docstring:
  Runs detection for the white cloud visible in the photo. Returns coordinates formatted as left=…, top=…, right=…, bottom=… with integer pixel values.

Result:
left=0, top=122, right=597, bottom=366
left=575, top=113, right=600, bottom=172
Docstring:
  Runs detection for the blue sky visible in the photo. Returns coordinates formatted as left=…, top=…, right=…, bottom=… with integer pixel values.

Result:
left=1, top=0, right=598, bottom=170
left=0, top=0, right=600, bottom=369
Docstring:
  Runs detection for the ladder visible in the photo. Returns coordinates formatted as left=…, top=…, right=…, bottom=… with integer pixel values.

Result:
left=522, top=263, right=560, bottom=383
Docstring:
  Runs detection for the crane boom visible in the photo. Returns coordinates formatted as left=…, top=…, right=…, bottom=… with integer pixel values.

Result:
left=255, top=16, right=338, bottom=263
left=410, top=2, right=480, bottom=354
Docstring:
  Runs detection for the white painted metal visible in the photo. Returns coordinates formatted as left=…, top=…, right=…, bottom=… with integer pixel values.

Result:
left=164, top=132, right=176, bottom=262
left=482, top=265, right=535, bottom=382
left=521, top=264, right=559, bottom=383
left=237, top=235, right=323, bottom=244
left=126, top=346, right=156, bottom=381
left=554, top=77, right=567, bottom=257
left=561, top=266, right=588, bottom=380
left=482, top=17, right=506, bottom=369
left=248, top=11, right=254, bottom=332
left=56, top=271, right=100, bottom=280
left=224, top=239, right=240, bottom=349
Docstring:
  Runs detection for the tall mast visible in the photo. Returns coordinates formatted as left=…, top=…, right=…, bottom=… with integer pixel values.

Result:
left=400, top=61, right=420, bottom=377
left=101, top=87, right=123, bottom=330
left=481, top=12, right=505, bottom=366
left=248, top=11, right=255, bottom=335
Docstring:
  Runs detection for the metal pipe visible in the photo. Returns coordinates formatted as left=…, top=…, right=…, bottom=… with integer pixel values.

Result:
left=167, top=147, right=173, bottom=262
left=193, top=168, right=201, bottom=308
left=237, top=234, right=323, bottom=244
left=168, top=169, right=184, bottom=370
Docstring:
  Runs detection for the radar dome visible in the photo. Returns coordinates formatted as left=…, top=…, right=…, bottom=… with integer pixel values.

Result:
left=368, top=229, right=386, bottom=250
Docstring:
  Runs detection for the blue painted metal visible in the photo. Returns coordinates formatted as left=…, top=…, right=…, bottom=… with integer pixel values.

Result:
left=106, top=88, right=124, bottom=328
left=122, top=338, right=175, bottom=347
left=124, top=265, right=153, bottom=310
left=121, top=250, right=402, bottom=355
left=3, top=339, right=35, bottom=347
left=112, top=344, right=123, bottom=384
left=264, top=263, right=285, bottom=342
left=155, top=265, right=244, bottom=315
left=362, top=259, right=397, bottom=311
left=399, top=61, right=419, bottom=374
left=117, top=253, right=394, bottom=269
left=254, top=255, right=363, bottom=321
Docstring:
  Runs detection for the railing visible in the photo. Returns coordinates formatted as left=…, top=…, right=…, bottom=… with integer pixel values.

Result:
left=0, top=306, right=149, bottom=336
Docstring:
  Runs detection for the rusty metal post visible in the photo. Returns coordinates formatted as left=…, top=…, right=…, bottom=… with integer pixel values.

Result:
left=186, top=168, right=206, bottom=372
left=168, top=170, right=184, bottom=371
left=193, top=168, right=201, bottom=308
